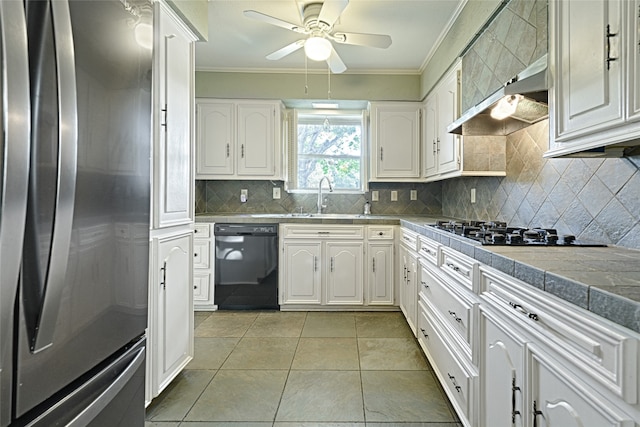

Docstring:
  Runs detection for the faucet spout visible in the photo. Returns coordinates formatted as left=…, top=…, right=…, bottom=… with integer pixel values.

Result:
left=317, top=176, right=333, bottom=214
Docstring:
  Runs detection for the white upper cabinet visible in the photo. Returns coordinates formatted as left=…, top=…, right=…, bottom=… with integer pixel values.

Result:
left=547, top=0, right=640, bottom=156
left=153, top=3, right=196, bottom=228
left=423, top=62, right=461, bottom=179
left=195, top=99, right=283, bottom=179
left=370, top=102, right=421, bottom=181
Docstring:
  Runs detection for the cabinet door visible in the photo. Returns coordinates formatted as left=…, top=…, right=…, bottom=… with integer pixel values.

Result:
left=154, top=232, right=193, bottom=393
left=196, top=102, right=234, bottom=175
left=423, top=95, right=438, bottom=177
left=154, top=7, right=193, bottom=228
left=436, top=68, right=460, bottom=175
left=479, top=307, right=527, bottom=427
left=193, top=272, right=210, bottom=302
left=372, top=104, right=421, bottom=179
left=282, top=242, right=322, bottom=304
left=237, top=103, right=275, bottom=176
left=530, top=348, right=635, bottom=427
left=368, top=242, right=394, bottom=305
left=553, top=0, right=625, bottom=140
left=399, top=245, right=418, bottom=334
left=630, top=0, right=640, bottom=121
left=326, top=242, right=364, bottom=305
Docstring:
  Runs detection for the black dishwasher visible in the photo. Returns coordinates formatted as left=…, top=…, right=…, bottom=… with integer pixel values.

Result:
left=214, top=223, right=279, bottom=310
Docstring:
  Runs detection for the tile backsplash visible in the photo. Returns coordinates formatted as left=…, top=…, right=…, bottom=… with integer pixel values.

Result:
left=195, top=181, right=443, bottom=217
left=443, top=120, right=640, bottom=250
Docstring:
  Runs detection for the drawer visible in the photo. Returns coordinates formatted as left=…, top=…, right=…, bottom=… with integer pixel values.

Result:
left=480, top=266, right=638, bottom=404
left=399, top=228, right=419, bottom=251
left=417, top=300, right=474, bottom=423
left=418, top=236, right=438, bottom=266
left=193, top=239, right=210, bottom=269
left=440, top=247, right=477, bottom=292
left=367, top=225, right=395, bottom=240
left=194, top=223, right=211, bottom=238
left=419, top=262, right=473, bottom=355
left=193, top=272, right=210, bottom=301
left=282, top=225, right=364, bottom=239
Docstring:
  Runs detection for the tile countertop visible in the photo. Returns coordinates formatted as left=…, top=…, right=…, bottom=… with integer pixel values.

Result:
left=195, top=214, right=640, bottom=334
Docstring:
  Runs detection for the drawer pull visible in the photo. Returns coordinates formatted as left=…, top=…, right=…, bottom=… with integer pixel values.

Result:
left=421, top=280, right=428, bottom=287
left=509, top=302, right=539, bottom=321
left=447, top=373, right=462, bottom=393
left=317, top=231, right=330, bottom=235
left=448, top=310, right=462, bottom=323
left=445, top=262, right=460, bottom=272
left=422, top=248, right=434, bottom=255
left=378, top=231, right=384, bottom=236
left=420, top=328, right=428, bottom=338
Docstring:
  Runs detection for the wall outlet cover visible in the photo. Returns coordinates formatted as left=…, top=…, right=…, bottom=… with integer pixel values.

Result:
left=273, top=187, right=281, bottom=199
left=371, top=191, right=379, bottom=201
left=470, top=188, right=476, bottom=204
left=241, top=189, right=248, bottom=203
left=410, top=190, right=417, bottom=200
left=391, top=191, right=398, bottom=201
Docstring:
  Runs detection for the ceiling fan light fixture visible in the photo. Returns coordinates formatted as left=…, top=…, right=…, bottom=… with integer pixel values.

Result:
left=304, top=36, right=332, bottom=61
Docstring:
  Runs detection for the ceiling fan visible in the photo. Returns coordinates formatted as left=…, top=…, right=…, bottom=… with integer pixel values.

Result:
left=243, top=0, right=392, bottom=74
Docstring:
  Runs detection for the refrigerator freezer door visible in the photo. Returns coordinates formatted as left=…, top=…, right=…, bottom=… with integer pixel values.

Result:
left=0, top=2, right=31, bottom=426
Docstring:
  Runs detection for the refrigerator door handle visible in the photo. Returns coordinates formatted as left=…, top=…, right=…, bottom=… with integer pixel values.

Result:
left=31, top=0, right=78, bottom=353
left=0, top=2, right=31, bottom=425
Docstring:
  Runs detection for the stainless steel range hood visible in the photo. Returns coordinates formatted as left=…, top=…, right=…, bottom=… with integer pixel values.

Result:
left=448, top=54, right=548, bottom=136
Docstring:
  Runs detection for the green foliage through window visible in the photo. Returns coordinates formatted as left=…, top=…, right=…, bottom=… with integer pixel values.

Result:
left=294, top=111, right=364, bottom=191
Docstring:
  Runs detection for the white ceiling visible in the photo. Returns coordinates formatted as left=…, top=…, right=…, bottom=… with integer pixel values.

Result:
left=195, top=0, right=466, bottom=74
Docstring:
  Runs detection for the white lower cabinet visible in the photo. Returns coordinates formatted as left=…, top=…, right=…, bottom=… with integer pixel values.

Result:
left=282, top=241, right=323, bottom=304
left=367, top=242, right=394, bottom=305
left=193, top=223, right=215, bottom=310
left=280, top=224, right=395, bottom=308
left=325, top=242, right=364, bottom=305
left=148, top=230, right=194, bottom=400
left=398, top=228, right=419, bottom=334
left=410, top=234, right=639, bottom=427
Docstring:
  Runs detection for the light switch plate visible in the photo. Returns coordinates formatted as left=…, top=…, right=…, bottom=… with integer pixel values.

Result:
left=273, top=187, right=281, bottom=199
left=391, top=191, right=398, bottom=201
left=410, top=190, right=417, bottom=200
left=371, top=191, right=379, bottom=201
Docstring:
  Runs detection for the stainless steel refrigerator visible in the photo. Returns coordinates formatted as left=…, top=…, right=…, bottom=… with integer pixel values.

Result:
left=1, top=0, right=151, bottom=425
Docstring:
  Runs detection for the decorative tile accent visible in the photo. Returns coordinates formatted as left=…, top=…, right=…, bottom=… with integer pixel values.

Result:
left=461, top=0, right=548, bottom=111
left=443, top=121, right=640, bottom=250
left=196, top=180, right=443, bottom=216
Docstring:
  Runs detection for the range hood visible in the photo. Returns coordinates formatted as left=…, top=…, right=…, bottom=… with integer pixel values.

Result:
left=448, top=54, right=548, bottom=136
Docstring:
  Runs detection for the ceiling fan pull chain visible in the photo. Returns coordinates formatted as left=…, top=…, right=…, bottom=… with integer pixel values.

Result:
left=304, top=54, right=309, bottom=95
left=327, top=65, right=331, bottom=99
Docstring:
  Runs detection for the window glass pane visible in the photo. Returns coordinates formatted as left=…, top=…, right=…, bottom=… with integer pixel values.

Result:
left=296, top=112, right=363, bottom=191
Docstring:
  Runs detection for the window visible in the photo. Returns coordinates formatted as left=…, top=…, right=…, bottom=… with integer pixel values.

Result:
left=289, top=109, right=366, bottom=192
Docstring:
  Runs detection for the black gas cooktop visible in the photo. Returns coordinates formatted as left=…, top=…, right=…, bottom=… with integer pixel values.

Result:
left=429, top=220, right=607, bottom=247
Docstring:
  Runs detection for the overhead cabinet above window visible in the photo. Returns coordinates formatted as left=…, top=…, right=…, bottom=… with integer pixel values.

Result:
left=195, top=99, right=284, bottom=179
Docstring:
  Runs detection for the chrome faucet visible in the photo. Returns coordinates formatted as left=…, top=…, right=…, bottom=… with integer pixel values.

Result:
left=317, top=176, right=334, bottom=214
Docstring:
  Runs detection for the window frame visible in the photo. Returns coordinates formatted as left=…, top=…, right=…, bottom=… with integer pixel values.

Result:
left=287, top=108, right=369, bottom=194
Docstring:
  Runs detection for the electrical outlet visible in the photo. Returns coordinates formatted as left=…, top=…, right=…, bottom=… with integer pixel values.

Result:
left=371, top=191, right=379, bottom=202
left=470, top=188, right=476, bottom=204
left=273, top=187, right=281, bottom=199
left=410, top=190, right=417, bottom=200
left=241, top=189, right=248, bottom=203
left=391, top=191, right=398, bottom=201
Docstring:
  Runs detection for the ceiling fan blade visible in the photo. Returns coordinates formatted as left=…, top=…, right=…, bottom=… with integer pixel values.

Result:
left=327, top=46, right=347, bottom=74
left=318, top=0, right=349, bottom=27
left=243, top=10, right=304, bottom=33
left=333, top=32, right=392, bottom=49
left=266, top=40, right=305, bottom=60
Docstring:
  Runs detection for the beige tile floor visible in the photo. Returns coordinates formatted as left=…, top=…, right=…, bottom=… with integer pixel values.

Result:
left=145, top=311, right=462, bottom=427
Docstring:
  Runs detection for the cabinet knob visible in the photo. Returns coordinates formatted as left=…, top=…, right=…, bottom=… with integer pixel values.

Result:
left=378, top=231, right=384, bottom=236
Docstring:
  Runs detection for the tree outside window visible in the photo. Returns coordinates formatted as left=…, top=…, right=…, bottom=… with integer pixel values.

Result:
left=294, top=110, right=365, bottom=192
